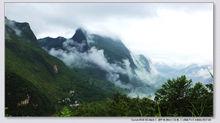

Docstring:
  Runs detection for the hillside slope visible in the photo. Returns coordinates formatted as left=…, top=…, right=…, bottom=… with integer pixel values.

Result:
left=5, top=18, right=120, bottom=116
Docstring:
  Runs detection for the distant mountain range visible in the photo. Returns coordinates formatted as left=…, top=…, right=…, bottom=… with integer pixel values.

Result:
left=155, top=63, right=213, bottom=84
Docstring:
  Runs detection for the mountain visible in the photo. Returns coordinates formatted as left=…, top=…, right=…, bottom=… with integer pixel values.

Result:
left=38, top=27, right=163, bottom=97
left=5, top=18, right=37, bottom=44
left=5, top=18, right=120, bottom=116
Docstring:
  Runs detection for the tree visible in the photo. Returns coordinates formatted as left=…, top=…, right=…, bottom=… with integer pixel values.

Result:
left=188, top=83, right=213, bottom=116
left=154, top=75, right=213, bottom=116
left=154, top=76, right=192, bottom=116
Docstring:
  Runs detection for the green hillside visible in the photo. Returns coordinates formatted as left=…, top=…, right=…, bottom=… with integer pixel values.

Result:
left=5, top=19, right=121, bottom=116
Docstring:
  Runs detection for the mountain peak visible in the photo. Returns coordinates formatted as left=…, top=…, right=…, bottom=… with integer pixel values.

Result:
left=70, top=28, right=89, bottom=52
left=71, top=28, right=87, bottom=43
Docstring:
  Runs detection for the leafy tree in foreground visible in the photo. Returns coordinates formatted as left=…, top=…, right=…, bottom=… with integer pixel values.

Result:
left=188, top=83, right=213, bottom=116
left=154, top=75, right=213, bottom=116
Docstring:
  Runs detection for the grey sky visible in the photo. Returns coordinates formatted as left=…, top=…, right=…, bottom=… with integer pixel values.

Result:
left=5, top=3, right=159, bottom=38
left=5, top=3, right=213, bottom=66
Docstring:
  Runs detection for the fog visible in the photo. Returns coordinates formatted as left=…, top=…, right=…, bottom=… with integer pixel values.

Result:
left=48, top=38, right=162, bottom=95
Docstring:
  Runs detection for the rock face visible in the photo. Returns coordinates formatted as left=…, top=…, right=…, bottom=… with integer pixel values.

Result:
left=53, top=64, right=58, bottom=74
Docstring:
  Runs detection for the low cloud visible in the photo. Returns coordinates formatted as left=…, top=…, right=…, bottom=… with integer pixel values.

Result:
left=5, top=19, right=22, bottom=36
left=49, top=40, right=132, bottom=89
left=48, top=38, right=162, bottom=96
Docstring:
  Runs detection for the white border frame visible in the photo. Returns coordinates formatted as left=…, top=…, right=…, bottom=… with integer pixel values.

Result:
left=0, top=0, right=219, bottom=123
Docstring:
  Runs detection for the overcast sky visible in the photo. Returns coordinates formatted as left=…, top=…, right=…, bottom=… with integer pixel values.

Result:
left=5, top=3, right=213, bottom=66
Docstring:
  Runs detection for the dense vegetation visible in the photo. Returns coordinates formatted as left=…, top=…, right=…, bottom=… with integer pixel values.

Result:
left=56, top=76, right=213, bottom=117
left=5, top=72, right=55, bottom=116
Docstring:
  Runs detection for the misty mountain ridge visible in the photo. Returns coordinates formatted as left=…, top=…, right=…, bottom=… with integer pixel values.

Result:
left=7, top=17, right=213, bottom=98
left=39, top=27, right=163, bottom=96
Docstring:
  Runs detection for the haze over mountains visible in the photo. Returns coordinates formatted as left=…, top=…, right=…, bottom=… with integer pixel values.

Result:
left=38, top=27, right=163, bottom=97
left=7, top=17, right=213, bottom=96
left=37, top=20, right=213, bottom=95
